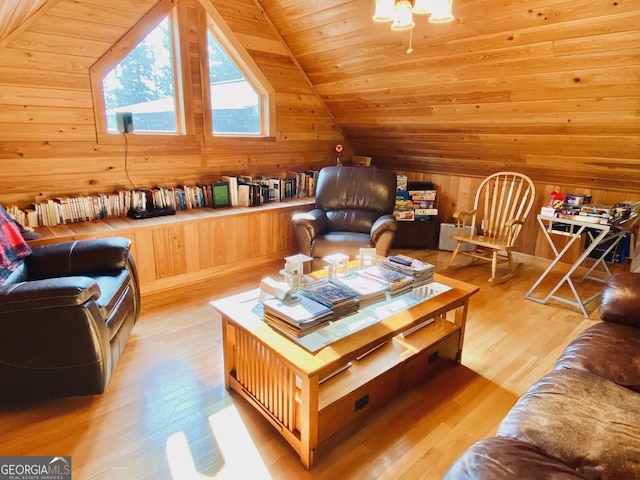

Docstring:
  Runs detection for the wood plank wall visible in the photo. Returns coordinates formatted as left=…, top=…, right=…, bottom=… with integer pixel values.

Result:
left=397, top=170, right=640, bottom=262
left=0, top=0, right=345, bottom=209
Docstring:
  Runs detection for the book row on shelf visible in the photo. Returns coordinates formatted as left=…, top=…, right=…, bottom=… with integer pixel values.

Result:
left=2, top=170, right=320, bottom=229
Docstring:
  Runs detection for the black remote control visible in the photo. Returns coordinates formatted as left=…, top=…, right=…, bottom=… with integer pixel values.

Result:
left=388, top=255, right=413, bottom=266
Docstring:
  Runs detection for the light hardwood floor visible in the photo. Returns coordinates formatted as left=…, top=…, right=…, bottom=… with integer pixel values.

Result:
left=0, top=248, right=617, bottom=479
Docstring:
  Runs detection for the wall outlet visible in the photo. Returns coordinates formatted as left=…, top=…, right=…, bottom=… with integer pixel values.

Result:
left=116, top=112, right=134, bottom=133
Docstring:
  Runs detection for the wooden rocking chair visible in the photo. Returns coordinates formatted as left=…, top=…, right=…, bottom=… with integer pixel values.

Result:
left=448, top=172, right=535, bottom=283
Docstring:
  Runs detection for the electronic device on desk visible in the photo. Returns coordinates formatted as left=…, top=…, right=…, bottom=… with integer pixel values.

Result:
left=127, top=206, right=176, bottom=219
left=388, top=255, right=413, bottom=266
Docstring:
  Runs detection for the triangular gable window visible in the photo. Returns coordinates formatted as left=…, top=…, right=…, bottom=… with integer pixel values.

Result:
left=207, top=32, right=260, bottom=135
left=90, top=0, right=274, bottom=142
left=202, top=4, right=274, bottom=138
left=103, top=17, right=177, bottom=133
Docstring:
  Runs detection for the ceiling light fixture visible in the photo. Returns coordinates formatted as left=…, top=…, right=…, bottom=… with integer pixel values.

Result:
left=373, top=0, right=454, bottom=26
left=373, top=0, right=454, bottom=52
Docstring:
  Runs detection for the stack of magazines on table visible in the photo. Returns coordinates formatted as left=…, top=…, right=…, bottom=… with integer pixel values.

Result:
left=379, top=254, right=435, bottom=288
left=358, top=264, right=414, bottom=296
left=261, top=253, right=435, bottom=337
left=262, top=279, right=359, bottom=337
left=328, top=273, right=387, bottom=307
left=261, top=293, right=334, bottom=337
left=299, top=279, right=360, bottom=318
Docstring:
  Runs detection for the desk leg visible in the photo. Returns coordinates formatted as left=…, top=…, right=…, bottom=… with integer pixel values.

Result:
left=525, top=219, right=609, bottom=318
left=452, top=300, right=470, bottom=364
left=299, top=376, right=319, bottom=469
left=221, top=315, right=234, bottom=391
left=579, top=230, right=625, bottom=282
left=524, top=218, right=586, bottom=298
left=544, top=229, right=608, bottom=317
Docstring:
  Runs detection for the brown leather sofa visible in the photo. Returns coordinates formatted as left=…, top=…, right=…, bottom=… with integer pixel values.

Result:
left=443, top=237, right=640, bottom=479
left=0, top=237, right=140, bottom=403
left=292, top=165, right=398, bottom=271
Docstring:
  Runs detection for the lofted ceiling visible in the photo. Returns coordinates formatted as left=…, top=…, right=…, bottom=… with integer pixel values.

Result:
left=0, top=0, right=49, bottom=43
left=258, top=0, right=640, bottom=187
left=0, top=0, right=638, bottom=189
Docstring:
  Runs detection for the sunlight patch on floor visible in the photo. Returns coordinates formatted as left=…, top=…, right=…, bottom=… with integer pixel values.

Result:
left=166, top=404, right=272, bottom=479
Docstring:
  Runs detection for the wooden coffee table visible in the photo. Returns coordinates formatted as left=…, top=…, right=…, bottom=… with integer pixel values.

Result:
left=210, top=271, right=478, bottom=469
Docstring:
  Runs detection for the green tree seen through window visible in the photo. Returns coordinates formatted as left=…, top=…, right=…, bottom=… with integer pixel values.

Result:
left=207, top=35, right=243, bottom=83
left=103, top=17, right=176, bottom=132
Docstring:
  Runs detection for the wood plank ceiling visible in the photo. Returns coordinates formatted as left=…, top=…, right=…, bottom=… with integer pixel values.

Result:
left=0, top=0, right=638, bottom=191
left=259, top=0, right=640, bottom=190
left=0, top=0, right=51, bottom=44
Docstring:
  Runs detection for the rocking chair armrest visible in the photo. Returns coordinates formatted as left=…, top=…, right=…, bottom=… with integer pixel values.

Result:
left=505, top=218, right=525, bottom=228
left=503, top=218, right=527, bottom=245
left=453, top=210, right=476, bottom=221
left=453, top=210, right=476, bottom=231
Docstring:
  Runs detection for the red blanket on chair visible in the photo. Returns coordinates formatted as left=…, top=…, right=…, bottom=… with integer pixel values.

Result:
left=0, top=206, right=32, bottom=285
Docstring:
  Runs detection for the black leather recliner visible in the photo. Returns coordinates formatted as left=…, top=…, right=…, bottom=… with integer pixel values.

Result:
left=292, top=165, right=398, bottom=270
left=0, top=236, right=140, bottom=402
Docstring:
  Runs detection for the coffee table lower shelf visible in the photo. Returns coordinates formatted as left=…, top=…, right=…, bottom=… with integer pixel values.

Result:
left=316, top=324, right=460, bottom=454
left=220, top=314, right=463, bottom=468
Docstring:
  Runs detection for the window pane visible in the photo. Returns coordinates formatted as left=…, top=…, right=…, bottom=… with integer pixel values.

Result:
left=103, top=17, right=177, bottom=133
left=207, top=32, right=260, bottom=134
